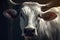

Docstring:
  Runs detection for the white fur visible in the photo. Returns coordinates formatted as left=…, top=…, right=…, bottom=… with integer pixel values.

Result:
left=38, top=7, right=60, bottom=40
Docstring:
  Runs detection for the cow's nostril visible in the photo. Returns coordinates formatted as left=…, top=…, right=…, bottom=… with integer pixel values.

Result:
left=24, top=28, right=35, bottom=36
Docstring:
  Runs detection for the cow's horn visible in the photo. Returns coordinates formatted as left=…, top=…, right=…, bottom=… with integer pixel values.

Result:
left=9, top=0, right=21, bottom=5
left=40, top=1, right=53, bottom=7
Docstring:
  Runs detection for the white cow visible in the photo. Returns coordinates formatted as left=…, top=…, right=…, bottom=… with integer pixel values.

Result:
left=20, top=2, right=51, bottom=37
left=3, top=0, right=60, bottom=40
left=20, top=2, right=60, bottom=40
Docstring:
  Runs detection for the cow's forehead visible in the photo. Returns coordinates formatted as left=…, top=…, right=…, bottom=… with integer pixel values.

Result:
left=22, top=6, right=33, bottom=15
left=21, top=5, right=42, bottom=16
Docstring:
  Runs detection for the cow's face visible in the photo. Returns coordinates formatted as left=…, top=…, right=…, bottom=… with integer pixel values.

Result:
left=20, top=4, right=41, bottom=37
left=20, top=2, right=58, bottom=38
left=20, top=5, right=59, bottom=39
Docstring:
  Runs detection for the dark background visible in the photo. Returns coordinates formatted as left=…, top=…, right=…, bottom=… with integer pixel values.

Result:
left=0, top=0, right=60, bottom=40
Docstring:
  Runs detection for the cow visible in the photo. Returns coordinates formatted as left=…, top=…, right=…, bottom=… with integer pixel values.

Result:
left=3, top=0, right=60, bottom=40
left=20, top=3, right=60, bottom=40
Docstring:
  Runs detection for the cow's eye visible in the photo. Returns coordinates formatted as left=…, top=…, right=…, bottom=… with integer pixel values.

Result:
left=41, top=12, right=57, bottom=21
left=38, top=14, right=43, bottom=18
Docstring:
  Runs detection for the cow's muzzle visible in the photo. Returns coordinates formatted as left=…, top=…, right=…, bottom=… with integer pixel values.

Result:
left=24, top=28, right=35, bottom=37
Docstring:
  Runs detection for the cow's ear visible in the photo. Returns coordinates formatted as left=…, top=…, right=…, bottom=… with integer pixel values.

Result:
left=41, top=12, right=57, bottom=21
left=3, top=9, right=17, bottom=19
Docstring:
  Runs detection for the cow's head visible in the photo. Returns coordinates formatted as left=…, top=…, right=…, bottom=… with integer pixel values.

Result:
left=20, top=4, right=58, bottom=39
left=3, top=0, right=59, bottom=39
